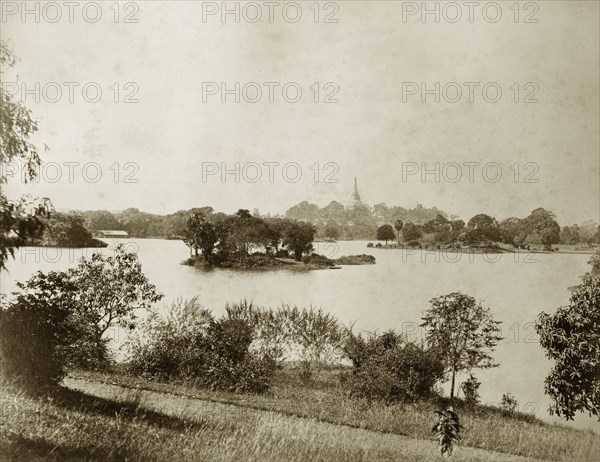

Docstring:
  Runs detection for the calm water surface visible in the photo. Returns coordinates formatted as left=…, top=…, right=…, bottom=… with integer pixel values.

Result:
left=2, top=239, right=597, bottom=432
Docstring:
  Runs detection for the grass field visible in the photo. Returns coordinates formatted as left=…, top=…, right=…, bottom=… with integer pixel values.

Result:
left=62, top=367, right=599, bottom=462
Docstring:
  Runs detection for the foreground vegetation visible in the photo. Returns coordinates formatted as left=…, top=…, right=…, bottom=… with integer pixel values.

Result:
left=1, top=377, right=533, bottom=462
left=2, top=243, right=599, bottom=461
left=69, top=367, right=599, bottom=461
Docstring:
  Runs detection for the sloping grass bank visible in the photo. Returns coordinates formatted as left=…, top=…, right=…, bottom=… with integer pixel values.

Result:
left=72, top=368, right=599, bottom=461
left=2, top=381, right=522, bottom=462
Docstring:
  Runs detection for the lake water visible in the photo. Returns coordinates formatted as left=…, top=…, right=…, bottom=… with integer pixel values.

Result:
left=1, top=239, right=598, bottom=432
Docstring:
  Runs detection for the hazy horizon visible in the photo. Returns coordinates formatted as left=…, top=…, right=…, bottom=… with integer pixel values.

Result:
left=2, top=1, right=599, bottom=226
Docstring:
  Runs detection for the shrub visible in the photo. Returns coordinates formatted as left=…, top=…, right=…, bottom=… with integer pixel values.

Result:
left=284, top=306, right=345, bottom=381
left=342, top=330, right=444, bottom=402
left=500, top=392, right=518, bottom=414
left=432, top=408, right=462, bottom=456
left=301, top=253, right=335, bottom=267
left=460, top=374, right=481, bottom=407
left=64, top=331, right=113, bottom=371
left=126, top=298, right=275, bottom=393
left=203, top=302, right=346, bottom=382
left=126, top=297, right=213, bottom=379
left=0, top=271, right=79, bottom=392
left=225, top=301, right=290, bottom=364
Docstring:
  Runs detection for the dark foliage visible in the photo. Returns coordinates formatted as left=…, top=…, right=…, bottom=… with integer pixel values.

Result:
left=536, top=275, right=600, bottom=420
left=126, top=298, right=275, bottom=393
left=342, top=330, right=444, bottom=402
left=432, top=408, right=462, bottom=456
left=0, top=272, right=79, bottom=391
left=461, top=374, right=481, bottom=407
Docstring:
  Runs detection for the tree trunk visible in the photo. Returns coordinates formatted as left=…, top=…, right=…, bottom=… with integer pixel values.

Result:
left=450, top=367, right=456, bottom=402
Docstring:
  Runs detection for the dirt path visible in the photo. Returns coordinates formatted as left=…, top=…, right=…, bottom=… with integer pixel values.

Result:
left=64, top=377, right=535, bottom=462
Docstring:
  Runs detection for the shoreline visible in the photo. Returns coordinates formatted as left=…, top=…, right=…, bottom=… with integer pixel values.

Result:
left=369, top=245, right=598, bottom=256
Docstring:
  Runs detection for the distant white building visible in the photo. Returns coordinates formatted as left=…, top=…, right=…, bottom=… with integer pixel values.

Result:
left=96, top=230, right=129, bottom=238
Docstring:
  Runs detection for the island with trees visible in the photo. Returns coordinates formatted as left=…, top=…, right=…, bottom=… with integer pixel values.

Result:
left=180, top=208, right=375, bottom=270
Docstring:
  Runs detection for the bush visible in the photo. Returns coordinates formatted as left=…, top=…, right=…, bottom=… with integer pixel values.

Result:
left=460, top=374, right=481, bottom=407
left=0, top=271, right=79, bottom=392
left=0, top=246, right=160, bottom=386
left=126, top=297, right=212, bottom=379
left=500, top=392, right=518, bottom=414
left=126, top=298, right=275, bottom=393
left=225, top=301, right=290, bottom=364
left=284, top=306, right=345, bottom=381
left=342, top=330, right=444, bottom=402
left=64, top=332, right=113, bottom=371
left=301, top=253, right=335, bottom=267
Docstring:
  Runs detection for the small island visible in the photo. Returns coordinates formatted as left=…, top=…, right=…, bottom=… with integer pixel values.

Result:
left=180, top=209, right=375, bottom=271
left=183, top=250, right=377, bottom=271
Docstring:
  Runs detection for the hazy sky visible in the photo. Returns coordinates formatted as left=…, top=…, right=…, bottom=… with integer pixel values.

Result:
left=2, top=0, right=599, bottom=225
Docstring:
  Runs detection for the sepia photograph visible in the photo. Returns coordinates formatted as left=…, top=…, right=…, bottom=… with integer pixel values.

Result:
left=0, top=1, right=599, bottom=460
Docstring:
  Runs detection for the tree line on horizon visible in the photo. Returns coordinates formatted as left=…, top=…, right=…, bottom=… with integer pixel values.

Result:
left=33, top=204, right=600, bottom=251
left=374, top=208, right=600, bottom=250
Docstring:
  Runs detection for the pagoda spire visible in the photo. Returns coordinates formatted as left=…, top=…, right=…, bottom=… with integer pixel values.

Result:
left=348, top=177, right=362, bottom=208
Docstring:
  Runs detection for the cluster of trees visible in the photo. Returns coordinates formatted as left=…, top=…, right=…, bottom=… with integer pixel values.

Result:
left=76, top=208, right=195, bottom=238
left=374, top=208, right=598, bottom=250
left=27, top=213, right=106, bottom=248
left=0, top=245, right=162, bottom=389
left=73, top=202, right=447, bottom=242
left=285, top=201, right=448, bottom=240
left=183, top=209, right=317, bottom=264
left=559, top=221, right=600, bottom=245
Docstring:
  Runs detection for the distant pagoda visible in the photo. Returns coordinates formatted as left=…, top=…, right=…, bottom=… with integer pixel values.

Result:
left=348, top=177, right=363, bottom=209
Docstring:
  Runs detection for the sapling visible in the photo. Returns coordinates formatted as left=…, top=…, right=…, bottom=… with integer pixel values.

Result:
left=432, top=407, right=462, bottom=457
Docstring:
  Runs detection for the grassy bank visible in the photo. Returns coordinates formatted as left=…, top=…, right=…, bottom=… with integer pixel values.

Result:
left=72, top=367, right=599, bottom=461
left=1, top=380, right=527, bottom=462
